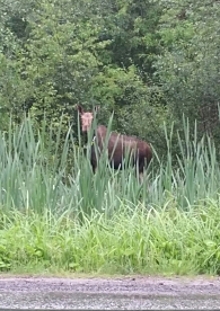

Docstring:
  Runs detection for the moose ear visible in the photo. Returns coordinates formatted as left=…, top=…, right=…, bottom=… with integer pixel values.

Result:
left=76, top=104, right=84, bottom=115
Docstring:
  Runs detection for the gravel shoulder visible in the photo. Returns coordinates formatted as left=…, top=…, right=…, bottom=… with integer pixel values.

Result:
left=0, top=275, right=220, bottom=296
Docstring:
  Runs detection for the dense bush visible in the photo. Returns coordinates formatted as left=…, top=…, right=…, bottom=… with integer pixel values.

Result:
left=0, top=0, right=219, bottom=161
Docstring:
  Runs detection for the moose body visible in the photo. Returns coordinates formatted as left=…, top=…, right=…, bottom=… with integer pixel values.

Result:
left=77, top=105, right=152, bottom=178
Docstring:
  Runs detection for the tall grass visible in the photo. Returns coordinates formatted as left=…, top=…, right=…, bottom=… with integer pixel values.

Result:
left=0, top=114, right=219, bottom=214
left=0, top=114, right=220, bottom=274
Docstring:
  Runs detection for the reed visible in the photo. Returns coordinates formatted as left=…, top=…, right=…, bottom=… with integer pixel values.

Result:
left=0, top=114, right=220, bottom=274
left=0, top=114, right=219, bottom=213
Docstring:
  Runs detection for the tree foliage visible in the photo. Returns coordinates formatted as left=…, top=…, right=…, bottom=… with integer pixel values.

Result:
left=0, top=0, right=220, bottom=162
left=155, top=0, right=220, bottom=142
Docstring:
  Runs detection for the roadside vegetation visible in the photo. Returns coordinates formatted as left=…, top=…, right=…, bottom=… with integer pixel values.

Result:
left=0, top=117, right=220, bottom=275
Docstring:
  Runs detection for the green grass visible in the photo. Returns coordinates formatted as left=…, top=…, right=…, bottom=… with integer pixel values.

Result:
left=1, top=202, right=220, bottom=275
left=0, top=115, right=220, bottom=275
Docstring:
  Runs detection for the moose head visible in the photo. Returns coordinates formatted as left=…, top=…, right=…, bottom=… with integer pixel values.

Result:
left=76, top=104, right=100, bottom=133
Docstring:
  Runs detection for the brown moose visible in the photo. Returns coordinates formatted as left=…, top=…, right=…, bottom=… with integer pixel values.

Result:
left=76, top=105, right=152, bottom=180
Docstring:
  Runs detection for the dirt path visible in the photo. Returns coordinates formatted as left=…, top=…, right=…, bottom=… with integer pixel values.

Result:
left=0, top=275, right=220, bottom=295
left=0, top=275, right=220, bottom=309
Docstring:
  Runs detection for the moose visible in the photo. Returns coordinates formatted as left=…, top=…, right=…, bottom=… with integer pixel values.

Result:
left=76, top=105, right=152, bottom=180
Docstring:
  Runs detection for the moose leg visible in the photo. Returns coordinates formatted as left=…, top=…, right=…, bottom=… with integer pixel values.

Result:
left=92, top=164, right=97, bottom=174
left=91, top=158, right=97, bottom=174
left=137, top=160, right=145, bottom=184
left=91, top=145, right=98, bottom=174
left=139, top=172, right=144, bottom=184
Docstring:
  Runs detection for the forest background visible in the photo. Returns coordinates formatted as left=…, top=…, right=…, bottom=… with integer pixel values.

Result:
left=0, top=0, right=220, bottom=163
